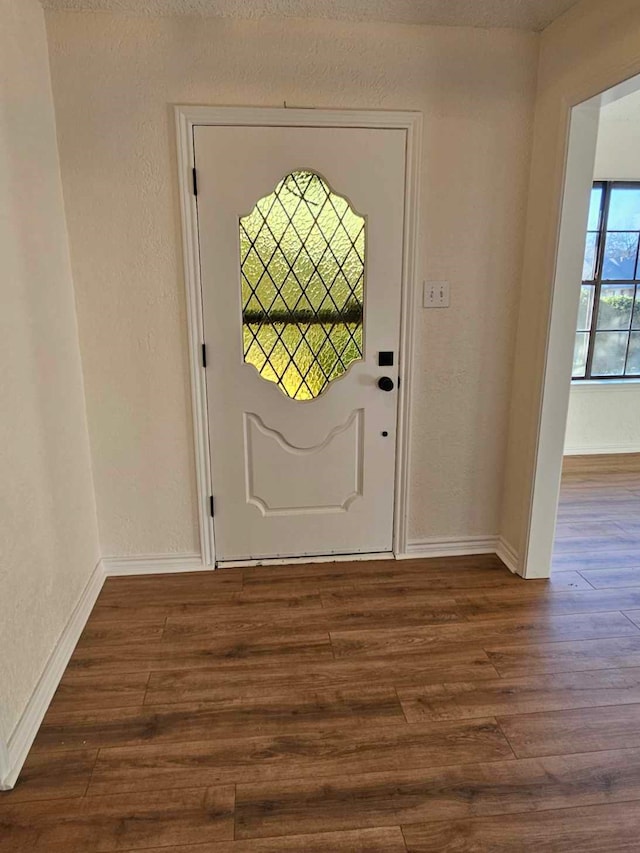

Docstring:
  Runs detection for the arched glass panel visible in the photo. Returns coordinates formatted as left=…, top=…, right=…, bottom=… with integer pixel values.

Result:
left=240, top=170, right=365, bottom=400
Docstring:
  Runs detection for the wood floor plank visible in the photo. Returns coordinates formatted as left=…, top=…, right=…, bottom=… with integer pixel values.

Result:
left=454, top=588, right=640, bottom=621
left=307, top=570, right=524, bottom=594
left=577, top=568, right=640, bottom=589
left=163, top=609, right=331, bottom=640
left=486, top=636, right=640, bottom=677
left=99, top=571, right=243, bottom=598
left=320, top=593, right=468, bottom=631
left=612, top=520, right=640, bottom=536
left=241, top=555, right=502, bottom=583
left=0, top=750, right=97, bottom=804
left=554, top=520, right=622, bottom=538
left=330, top=611, right=637, bottom=660
left=98, top=577, right=243, bottom=605
left=66, top=631, right=334, bottom=676
left=33, top=687, right=405, bottom=752
left=562, top=452, right=640, bottom=474
left=398, top=667, right=640, bottom=722
left=144, top=649, right=498, bottom=705
left=402, top=801, right=640, bottom=852
left=623, top=610, right=640, bottom=628
left=0, top=786, right=234, bottom=851
left=234, top=748, right=640, bottom=838
left=553, top=535, right=638, bottom=554
left=48, top=671, right=150, bottom=713
left=243, top=558, right=521, bottom=594
left=101, top=569, right=242, bottom=590
left=119, top=826, right=408, bottom=852
left=88, top=717, right=512, bottom=795
left=553, top=550, right=640, bottom=571
left=75, top=618, right=166, bottom=647
left=497, top=703, right=640, bottom=758
left=90, top=590, right=323, bottom=623
left=546, top=571, right=595, bottom=590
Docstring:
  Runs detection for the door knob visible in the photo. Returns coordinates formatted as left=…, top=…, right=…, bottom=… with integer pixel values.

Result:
left=377, top=376, right=395, bottom=392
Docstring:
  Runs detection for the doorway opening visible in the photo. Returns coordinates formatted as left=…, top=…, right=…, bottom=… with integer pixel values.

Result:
left=527, top=73, right=640, bottom=583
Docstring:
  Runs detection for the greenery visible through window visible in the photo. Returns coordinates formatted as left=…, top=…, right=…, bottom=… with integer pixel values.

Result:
left=573, top=182, right=640, bottom=379
left=240, top=170, right=365, bottom=401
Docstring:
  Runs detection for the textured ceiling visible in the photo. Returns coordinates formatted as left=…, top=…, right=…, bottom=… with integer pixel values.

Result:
left=39, top=0, right=582, bottom=31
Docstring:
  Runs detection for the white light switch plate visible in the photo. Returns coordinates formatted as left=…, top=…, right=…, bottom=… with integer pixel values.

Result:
left=423, top=280, right=450, bottom=308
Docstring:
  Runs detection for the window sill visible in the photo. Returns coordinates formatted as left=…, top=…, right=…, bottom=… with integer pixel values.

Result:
left=571, top=379, right=640, bottom=389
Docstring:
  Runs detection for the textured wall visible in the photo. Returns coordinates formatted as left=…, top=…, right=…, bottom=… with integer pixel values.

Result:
left=565, top=385, right=640, bottom=454
left=501, top=0, right=640, bottom=559
left=45, top=12, right=538, bottom=555
left=594, top=90, right=640, bottom=180
left=0, top=0, right=100, bottom=744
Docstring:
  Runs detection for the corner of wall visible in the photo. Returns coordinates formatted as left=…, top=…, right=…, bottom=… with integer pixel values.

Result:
left=496, top=537, right=521, bottom=575
left=1, top=561, right=105, bottom=791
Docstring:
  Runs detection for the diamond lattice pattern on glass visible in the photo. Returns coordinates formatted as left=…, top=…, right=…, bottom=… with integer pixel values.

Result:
left=239, top=170, right=365, bottom=401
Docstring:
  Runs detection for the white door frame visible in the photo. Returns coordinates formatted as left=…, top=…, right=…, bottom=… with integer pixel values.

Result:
left=175, top=106, right=422, bottom=567
left=523, top=72, right=640, bottom=579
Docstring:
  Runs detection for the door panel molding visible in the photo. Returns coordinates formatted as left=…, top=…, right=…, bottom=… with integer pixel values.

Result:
left=175, top=106, right=422, bottom=566
left=244, top=410, right=364, bottom=516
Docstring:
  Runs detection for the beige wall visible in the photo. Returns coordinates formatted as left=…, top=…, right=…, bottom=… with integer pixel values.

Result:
left=566, top=384, right=640, bottom=454
left=501, top=0, right=640, bottom=561
left=45, top=12, right=538, bottom=555
left=0, top=0, right=100, bottom=750
left=595, top=89, right=640, bottom=180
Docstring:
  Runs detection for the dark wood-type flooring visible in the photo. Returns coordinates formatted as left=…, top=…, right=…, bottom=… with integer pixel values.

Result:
left=3, top=466, right=640, bottom=850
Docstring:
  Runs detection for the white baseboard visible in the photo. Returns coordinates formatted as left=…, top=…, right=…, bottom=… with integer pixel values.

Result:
left=1, top=552, right=208, bottom=790
left=496, top=536, right=521, bottom=575
left=397, top=535, right=499, bottom=560
left=1, top=561, right=105, bottom=790
left=564, top=444, right=640, bottom=455
left=102, top=553, right=206, bottom=576
left=0, top=737, right=10, bottom=791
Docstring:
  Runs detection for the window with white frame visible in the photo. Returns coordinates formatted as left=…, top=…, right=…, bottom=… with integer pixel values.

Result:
left=573, top=182, right=640, bottom=380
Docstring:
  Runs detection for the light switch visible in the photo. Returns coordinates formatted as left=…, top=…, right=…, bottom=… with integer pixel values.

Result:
left=423, top=280, right=450, bottom=308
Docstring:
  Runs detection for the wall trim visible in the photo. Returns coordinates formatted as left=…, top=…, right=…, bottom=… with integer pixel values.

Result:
left=565, top=443, right=640, bottom=455
left=102, top=553, right=205, bottom=576
left=175, top=105, right=422, bottom=565
left=0, top=736, right=9, bottom=791
left=398, top=535, right=499, bottom=560
left=0, top=561, right=105, bottom=790
left=570, top=380, right=640, bottom=393
left=521, top=97, right=602, bottom=580
left=496, top=537, right=521, bottom=576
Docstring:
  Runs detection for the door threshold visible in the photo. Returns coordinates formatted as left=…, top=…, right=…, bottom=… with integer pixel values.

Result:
left=217, top=551, right=394, bottom=569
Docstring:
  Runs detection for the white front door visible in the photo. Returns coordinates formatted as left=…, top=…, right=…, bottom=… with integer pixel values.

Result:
left=195, top=125, right=406, bottom=562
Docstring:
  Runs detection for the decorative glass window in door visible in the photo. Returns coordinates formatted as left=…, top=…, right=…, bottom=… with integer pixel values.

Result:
left=240, top=170, right=365, bottom=400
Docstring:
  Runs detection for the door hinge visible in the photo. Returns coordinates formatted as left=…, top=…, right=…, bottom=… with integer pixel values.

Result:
left=192, top=167, right=198, bottom=196
left=201, top=343, right=207, bottom=368
left=209, top=495, right=215, bottom=518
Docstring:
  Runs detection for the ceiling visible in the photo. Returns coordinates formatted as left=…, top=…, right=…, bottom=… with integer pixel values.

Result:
left=39, top=0, right=582, bottom=32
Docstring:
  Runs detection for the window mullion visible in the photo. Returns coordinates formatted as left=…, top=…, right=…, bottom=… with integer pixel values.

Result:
left=585, top=181, right=611, bottom=379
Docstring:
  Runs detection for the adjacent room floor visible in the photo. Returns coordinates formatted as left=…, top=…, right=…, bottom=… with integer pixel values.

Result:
left=4, top=552, right=640, bottom=850
left=553, top=454, right=640, bottom=586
